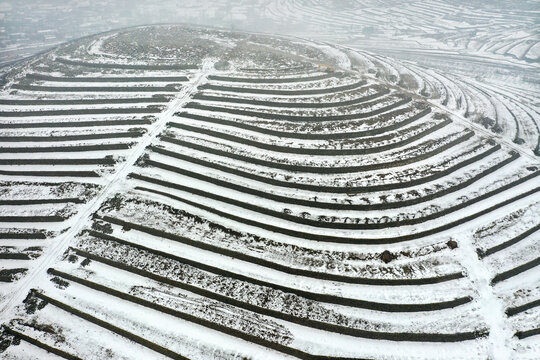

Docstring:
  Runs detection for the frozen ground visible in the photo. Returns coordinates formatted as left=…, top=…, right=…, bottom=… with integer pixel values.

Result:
left=0, top=24, right=538, bottom=360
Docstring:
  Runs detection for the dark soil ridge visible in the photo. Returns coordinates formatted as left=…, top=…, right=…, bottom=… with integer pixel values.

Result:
left=198, top=79, right=367, bottom=96
left=148, top=141, right=500, bottom=193
left=157, top=130, right=474, bottom=174
left=26, top=73, right=189, bottom=82
left=174, top=106, right=431, bottom=139
left=185, top=96, right=412, bottom=122
left=167, top=118, right=450, bottom=155
left=132, top=183, right=540, bottom=244
left=0, top=119, right=152, bottom=129
left=207, top=72, right=337, bottom=83
left=56, top=57, right=198, bottom=70
left=193, top=87, right=389, bottom=108
left=135, top=150, right=516, bottom=211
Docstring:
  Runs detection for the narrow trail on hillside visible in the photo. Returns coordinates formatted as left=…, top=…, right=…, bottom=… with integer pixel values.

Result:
left=0, top=59, right=215, bottom=323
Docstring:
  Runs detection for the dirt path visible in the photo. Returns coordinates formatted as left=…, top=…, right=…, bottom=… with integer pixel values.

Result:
left=0, top=59, right=215, bottom=324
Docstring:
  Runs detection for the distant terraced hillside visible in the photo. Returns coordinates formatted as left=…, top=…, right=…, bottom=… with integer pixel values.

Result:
left=0, top=25, right=538, bottom=360
left=263, top=0, right=540, bottom=155
left=266, top=0, right=539, bottom=62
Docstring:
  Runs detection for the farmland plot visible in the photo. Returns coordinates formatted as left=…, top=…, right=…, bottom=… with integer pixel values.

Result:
left=0, top=25, right=538, bottom=360
left=261, top=0, right=540, bottom=155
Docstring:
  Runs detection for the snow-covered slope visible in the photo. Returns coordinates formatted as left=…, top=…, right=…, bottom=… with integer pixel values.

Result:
left=0, top=25, right=538, bottom=360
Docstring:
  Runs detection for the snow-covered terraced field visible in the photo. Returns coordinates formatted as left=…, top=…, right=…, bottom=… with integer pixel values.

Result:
left=343, top=50, right=540, bottom=156
left=260, top=0, right=540, bottom=156
left=0, top=25, right=538, bottom=360
left=265, top=0, right=539, bottom=62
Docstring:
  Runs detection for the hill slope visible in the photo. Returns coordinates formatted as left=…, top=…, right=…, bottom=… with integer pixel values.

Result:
left=0, top=25, right=538, bottom=360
